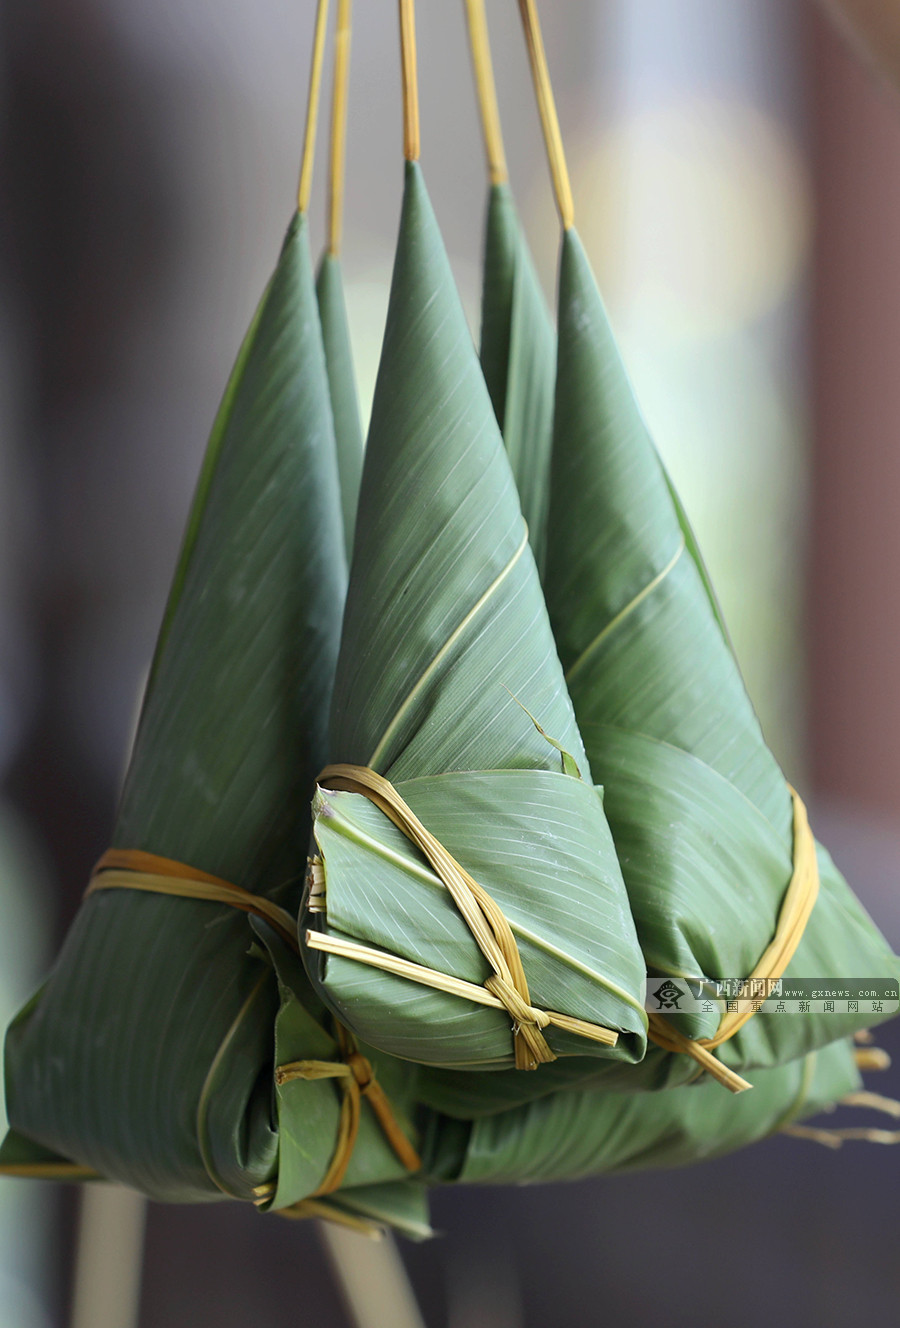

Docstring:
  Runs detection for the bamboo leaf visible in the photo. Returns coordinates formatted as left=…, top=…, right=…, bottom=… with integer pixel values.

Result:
left=317, top=251, right=364, bottom=558
left=480, top=183, right=555, bottom=572
left=329, top=164, right=583, bottom=778
left=326, top=1180, right=433, bottom=1242
left=434, top=1039, right=861, bottom=1185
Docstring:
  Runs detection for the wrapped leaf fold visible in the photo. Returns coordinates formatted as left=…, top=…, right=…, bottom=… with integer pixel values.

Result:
left=301, top=163, right=647, bottom=1077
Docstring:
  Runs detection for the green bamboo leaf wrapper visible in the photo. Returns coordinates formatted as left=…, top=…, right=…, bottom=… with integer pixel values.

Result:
left=542, top=228, right=898, bottom=1081
left=301, top=163, right=647, bottom=1076
left=427, top=1039, right=861, bottom=1186
left=326, top=1180, right=433, bottom=1242
left=3, top=214, right=420, bottom=1213
left=480, top=183, right=555, bottom=572
left=317, top=250, right=364, bottom=559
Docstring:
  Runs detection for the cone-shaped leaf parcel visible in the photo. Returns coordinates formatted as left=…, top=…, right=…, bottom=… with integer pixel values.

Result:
left=480, top=183, right=555, bottom=572
left=426, top=1038, right=862, bottom=1186
left=2, top=214, right=420, bottom=1219
left=300, top=163, right=647, bottom=1082
left=317, top=251, right=364, bottom=558
left=542, top=228, right=898, bottom=1087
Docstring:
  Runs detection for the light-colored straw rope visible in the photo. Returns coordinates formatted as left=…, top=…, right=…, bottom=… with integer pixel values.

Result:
left=841, top=1090, right=900, bottom=1117
left=399, top=0, right=420, bottom=162
left=783, top=1123, right=900, bottom=1148
left=87, top=849, right=299, bottom=950
left=854, top=1046, right=891, bottom=1072
left=0, top=1160, right=100, bottom=1179
left=648, top=787, right=820, bottom=1094
left=298, top=0, right=331, bottom=215
left=327, top=0, right=352, bottom=255
left=517, top=0, right=574, bottom=229
left=464, top=0, right=508, bottom=185
left=86, top=848, right=420, bottom=1204
left=277, top=1198, right=383, bottom=1237
left=774, top=1057, right=900, bottom=1148
left=307, top=764, right=620, bottom=1071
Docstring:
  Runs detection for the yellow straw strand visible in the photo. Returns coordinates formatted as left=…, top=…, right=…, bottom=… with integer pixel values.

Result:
left=399, top=0, right=420, bottom=161
left=86, top=854, right=299, bottom=955
left=464, top=0, right=508, bottom=185
left=517, top=0, right=574, bottom=229
left=298, top=0, right=331, bottom=215
left=278, top=1198, right=384, bottom=1236
left=328, top=0, right=352, bottom=254
left=855, top=1046, right=891, bottom=1072
left=0, top=1162, right=101, bottom=1180
left=783, top=1123, right=900, bottom=1148
left=841, top=1090, right=900, bottom=1118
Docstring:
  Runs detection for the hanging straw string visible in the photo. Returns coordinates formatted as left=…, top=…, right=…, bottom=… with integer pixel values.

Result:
left=298, top=0, right=331, bottom=215
left=517, top=0, right=574, bottom=229
left=399, top=0, right=420, bottom=161
left=305, top=764, right=620, bottom=1070
left=328, top=0, right=353, bottom=254
left=464, top=0, right=508, bottom=185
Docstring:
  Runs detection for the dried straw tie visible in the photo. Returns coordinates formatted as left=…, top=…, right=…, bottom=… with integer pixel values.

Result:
left=647, top=787, right=821, bottom=1093
left=86, top=848, right=421, bottom=1201
left=305, top=764, right=620, bottom=1071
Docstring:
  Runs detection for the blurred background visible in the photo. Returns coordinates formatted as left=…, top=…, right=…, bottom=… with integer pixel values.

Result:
left=1, top=0, right=899, bottom=1324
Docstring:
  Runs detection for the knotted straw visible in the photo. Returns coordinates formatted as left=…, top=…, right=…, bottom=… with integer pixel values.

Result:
left=305, top=764, right=620, bottom=1071
left=86, top=848, right=421, bottom=1197
left=274, top=1021, right=421, bottom=1194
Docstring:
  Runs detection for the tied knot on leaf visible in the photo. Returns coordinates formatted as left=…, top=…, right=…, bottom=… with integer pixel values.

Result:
left=307, top=765, right=620, bottom=1070
left=345, top=1051, right=375, bottom=1092
left=484, top=974, right=553, bottom=1067
left=276, top=1025, right=421, bottom=1194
